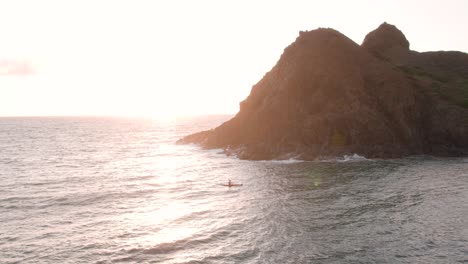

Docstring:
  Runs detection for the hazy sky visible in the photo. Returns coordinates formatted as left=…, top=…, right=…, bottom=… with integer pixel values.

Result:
left=1, top=0, right=467, bottom=117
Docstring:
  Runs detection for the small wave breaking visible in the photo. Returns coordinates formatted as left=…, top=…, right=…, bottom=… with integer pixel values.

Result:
left=319, top=153, right=370, bottom=163
left=257, top=158, right=305, bottom=164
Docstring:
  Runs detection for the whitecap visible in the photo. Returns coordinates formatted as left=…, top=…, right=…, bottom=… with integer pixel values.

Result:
left=318, top=153, right=370, bottom=163
left=338, top=153, right=369, bottom=162
left=260, top=158, right=305, bottom=164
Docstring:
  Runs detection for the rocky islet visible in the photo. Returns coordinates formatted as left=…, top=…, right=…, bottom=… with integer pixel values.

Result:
left=179, top=22, right=468, bottom=160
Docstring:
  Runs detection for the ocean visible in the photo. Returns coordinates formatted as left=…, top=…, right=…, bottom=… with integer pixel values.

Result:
left=0, top=116, right=467, bottom=264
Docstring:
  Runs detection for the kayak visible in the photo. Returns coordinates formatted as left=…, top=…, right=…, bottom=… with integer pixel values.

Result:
left=220, top=184, right=243, bottom=187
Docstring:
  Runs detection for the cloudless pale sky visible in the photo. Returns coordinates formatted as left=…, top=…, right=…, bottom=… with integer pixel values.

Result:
left=1, top=0, right=467, bottom=117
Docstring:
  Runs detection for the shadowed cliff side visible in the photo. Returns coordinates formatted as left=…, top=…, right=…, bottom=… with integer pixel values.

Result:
left=178, top=23, right=468, bottom=160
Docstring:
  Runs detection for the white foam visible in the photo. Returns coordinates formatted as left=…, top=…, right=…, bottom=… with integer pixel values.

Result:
left=338, top=153, right=369, bottom=162
left=319, top=153, right=370, bottom=163
left=271, top=158, right=305, bottom=164
left=259, top=158, right=305, bottom=164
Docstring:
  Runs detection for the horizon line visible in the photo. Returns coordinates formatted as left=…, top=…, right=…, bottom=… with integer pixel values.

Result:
left=0, top=113, right=236, bottom=118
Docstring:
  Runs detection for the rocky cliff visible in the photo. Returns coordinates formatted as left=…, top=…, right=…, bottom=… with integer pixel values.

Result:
left=178, top=22, right=468, bottom=160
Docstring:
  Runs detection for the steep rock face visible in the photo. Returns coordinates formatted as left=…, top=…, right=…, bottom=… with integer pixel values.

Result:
left=179, top=23, right=468, bottom=160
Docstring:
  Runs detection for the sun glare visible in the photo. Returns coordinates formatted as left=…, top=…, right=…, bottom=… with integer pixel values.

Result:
left=2, top=1, right=468, bottom=117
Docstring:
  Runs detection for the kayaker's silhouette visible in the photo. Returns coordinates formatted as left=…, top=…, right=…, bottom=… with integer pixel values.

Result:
left=221, top=179, right=242, bottom=187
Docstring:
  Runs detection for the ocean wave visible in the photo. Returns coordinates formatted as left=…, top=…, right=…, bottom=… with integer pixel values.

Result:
left=129, top=228, right=232, bottom=257
left=319, top=153, right=370, bottom=163
left=264, top=158, right=305, bottom=164
left=339, top=154, right=369, bottom=162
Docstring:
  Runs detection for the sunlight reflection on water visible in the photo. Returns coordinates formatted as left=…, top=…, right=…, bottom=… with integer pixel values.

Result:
left=0, top=117, right=467, bottom=263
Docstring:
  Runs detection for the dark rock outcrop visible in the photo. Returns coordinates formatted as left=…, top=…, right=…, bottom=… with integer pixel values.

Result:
left=362, top=22, right=410, bottom=62
left=178, top=22, right=468, bottom=160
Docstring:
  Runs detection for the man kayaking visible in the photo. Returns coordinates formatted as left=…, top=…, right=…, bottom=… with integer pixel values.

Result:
left=223, top=179, right=242, bottom=187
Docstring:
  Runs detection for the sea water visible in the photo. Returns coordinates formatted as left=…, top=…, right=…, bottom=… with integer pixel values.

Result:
left=0, top=116, right=467, bottom=263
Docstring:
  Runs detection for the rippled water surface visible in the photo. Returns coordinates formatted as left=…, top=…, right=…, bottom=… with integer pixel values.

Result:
left=0, top=116, right=467, bottom=263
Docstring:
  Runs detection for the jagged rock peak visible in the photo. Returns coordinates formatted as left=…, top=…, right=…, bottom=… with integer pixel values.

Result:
left=298, top=27, right=351, bottom=42
left=362, top=22, right=410, bottom=52
left=293, top=27, right=361, bottom=53
left=299, top=27, right=341, bottom=36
